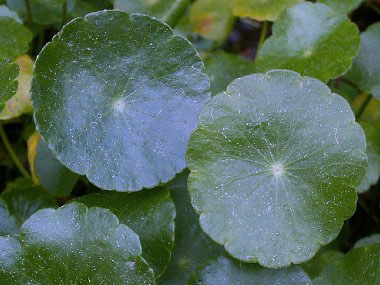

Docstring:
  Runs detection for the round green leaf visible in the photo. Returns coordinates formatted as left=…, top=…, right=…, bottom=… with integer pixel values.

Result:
left=2, top=178, right=57, bottom=226
left=0, top=199, right=19, bottom=235
left=318, top=0, right=362, bottom=14
left=301, top=250, right=343, bottom=279
left=0, top=60, right=18, bottom=111
left=354, top=233, right=380, bottom=248
left=31, top=11, right=210, bottom=192
left=314, top=244, right=380, bottom=284
left=158, top=171, right=223, bottom=285
left=255, top=2, right=360, bottom=82
left=189, top=0, right=234, bottom=41
left=346, top=23, right=380, bottom=99
left=0, top=202, right=155, bottom=284
left=34, top=138, right=79, bottom=197
left=356, top=122, right=380, bottom=193
left=188, top=254, right=311, bottom=285
left=204, top=51, right=255, bottom=96
left=76, top=186, right=175, bottom=279
left=232, top=0, right=301, bottom=21
left=114, top=0, right=189, bottom=27
left=187, top=70, right=367, bottom=268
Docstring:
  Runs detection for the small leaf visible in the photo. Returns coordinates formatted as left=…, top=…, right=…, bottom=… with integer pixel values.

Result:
left=2, top=178, right=57, bottom=225
left=0, top=202, right=155, bottom=284
left=0, top=55, right=33, bottom=120
left=314, top=244, right=380, bottom=284
left=0, top=199, right=19, bottom=235
left=255, top=2, right=360, bottom=82
left=0, top=60, right=18, bottom=111
left=158, top=171, right=223, bottom=284
left=232, top=0, right=302, bottom=21
left=318, top=0, right=362, bottom=14
left=301, top=250, right=343, bottom=279
left=187, top=70, right=367, bottom=268
left=189, top=0, right=234, bottom=41
left=204, top=51, right=255, bottom=96
left=346, top=23, right=380, bottom=99
left=31, top=11, right=210, bottom=192
left=356, top=122, right=380, bottom=193
left=354, top=233, right=380, bottom=248
left=27, top=131, right=40, bottom=185
left=188, top=254, right=311, bottom=285
left=114, top=0, right=189, bottom=26
left=76, top=187, right=175, bottom=279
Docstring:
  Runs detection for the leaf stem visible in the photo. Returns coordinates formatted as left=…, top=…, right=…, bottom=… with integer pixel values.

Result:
left=257, top=21, right=268, bottom=53
left=162, top=0, right=189, bottom=28
left=356, top=93, right=372, bottom=120
left=0, top=124, right=30, bottom=178
left=23, top=0, right=32, bottom=26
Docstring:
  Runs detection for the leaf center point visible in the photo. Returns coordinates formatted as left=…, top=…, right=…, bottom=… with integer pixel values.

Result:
left=271, top=163, right=284, bottom=177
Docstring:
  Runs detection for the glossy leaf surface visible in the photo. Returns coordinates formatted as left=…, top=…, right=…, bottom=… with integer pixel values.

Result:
left=188, top=254, right=311, bottom=285
left=255, top=2, right=360, bottom=82
left=354, top=233, right=380, bottom=248
left=0, top=202, right=155, bottom=284
left=0, top=199, right=19, bottom=235
left=31, top=11, right=210, bottom=192
left=77, top=187, right=175, bottom=278
left=346, top=23, right=380, bottom=99
left=187, top=70, right=367, bottom=268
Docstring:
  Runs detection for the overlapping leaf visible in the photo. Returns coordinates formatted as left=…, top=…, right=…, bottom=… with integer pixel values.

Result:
left=0, top=202, right=155, bottom=284
left=354, top=233, right=380, bottom=248
left=346, top=23, right=380, bottom=99
left=255, top=2, right=360, bottom=82
left=318, top=0, right=362, bottom=14
left=301, top=250, right=343, bottom=279
left=31, top=11, right=210, bottom=192
left=77, top=187, right=175, bottom=278
left=187, top=70, right=367, bottom=267
left=188, top=254, right=311, bottom=285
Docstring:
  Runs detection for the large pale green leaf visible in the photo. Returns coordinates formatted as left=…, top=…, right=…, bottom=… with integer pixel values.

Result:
left=255, top=2, right=359, bottom=82
left=354, top=233, right=380, bottom=248
left=314, top=244, right=380, bottom=284
left=232, top=0, right=302, bottom=21
left=2, top=178, right=57, bottom=226
left=31, top=11, right=210, bottom=192
left=114, top=0, right=189, bottom=26
left=188, top=254, right=311, bottom=285
left=301, top=250, right=343, bottom=279
left=0, top=199, right=19, bottom=235
left=189, top=0, right=234, bottom=41
left=356, top=122, right=380, bottom=193
left=158, top=171, right=223, bottom=284
left=187, top=70, right=367, bottom=268
left=318, top=0, right=362, bottom=14
left=346, top=23, right=380, bottom=99
left=204, top=51, right=255, bottom=96
left=76, top=187, right=175, bottom=279
left=33, top=135, right=79, bottom=197
left=0, top=55, right=33, bottom=120
left=0, top=202, right=155, bottom=284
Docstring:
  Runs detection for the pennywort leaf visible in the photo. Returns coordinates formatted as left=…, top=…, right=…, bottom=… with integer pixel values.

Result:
left=187, top=70, right=367, bottom=268
left=354, top=233, right=380, bottom=248
left=31, top=10, right=210, bottom=192
left=255, top=2, right=360, bottom=82
left=318, top=0, right=362, bottom=14
left=0, top=202, right=155, bottom=284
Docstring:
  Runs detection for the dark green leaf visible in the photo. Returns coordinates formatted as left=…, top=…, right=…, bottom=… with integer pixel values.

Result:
left=314, top=244, right=380, bottom=284
left=188, top=254, right=311, bottom=285
left=31, top=11, right=210, bottom=192
left=204, top=51, right=255, bottom=96
left=0, top=60, right=19, bottom=111
left=301, top=250, right=343, bottom=279
left=232, top=0, right=301, bottom=21
left=356, top=123, right=380, bottom=193
left=0, top=202, right=155, bottom=284
left=2, top=178, right=57, bottom=225
left=114, top=0, right=189, bottom=26
left=354, top=233, right=380, bottom=248
left=0, top=199, right=19, bottom=235
left=76, top=186, right=175, bottom=278
left=346, top=23, right=380, bottom=99
left=189, top=0, right=234, bottom=41
left=255, top=2, right=359, bottom=82
left=187, top=70, right=367, bottom=268
left=34, top=138, right=79, bottom=197
left=158, top=171, right=223, bottom=284
left=318, top=0, right=362, bottom=14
